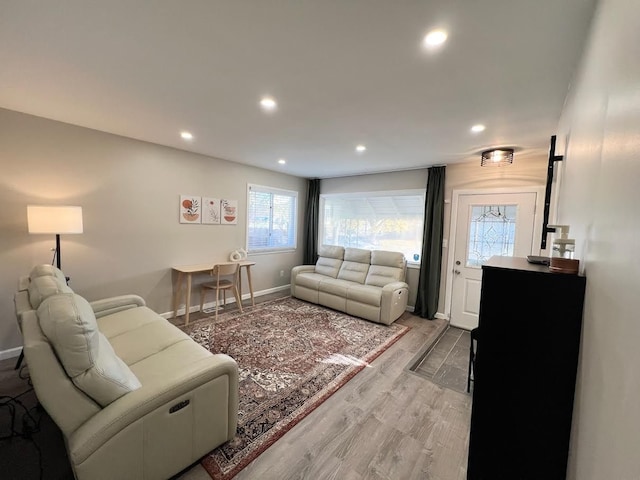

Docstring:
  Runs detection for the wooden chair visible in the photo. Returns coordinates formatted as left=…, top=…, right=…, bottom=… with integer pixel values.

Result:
left=199, top=263, right=243, bottom=319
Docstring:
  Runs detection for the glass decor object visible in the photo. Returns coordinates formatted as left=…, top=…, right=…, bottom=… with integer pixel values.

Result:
left=466, top=205, right=517, bottom=267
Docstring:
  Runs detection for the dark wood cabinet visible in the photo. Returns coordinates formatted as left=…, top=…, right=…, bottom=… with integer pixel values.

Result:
left=467, top=256, right=586, bottom=480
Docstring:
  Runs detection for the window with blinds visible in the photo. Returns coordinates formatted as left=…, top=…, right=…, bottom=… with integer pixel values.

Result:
left=320, top=190, right=425, bottom=263
left=247, top=184, right=298, bottom=252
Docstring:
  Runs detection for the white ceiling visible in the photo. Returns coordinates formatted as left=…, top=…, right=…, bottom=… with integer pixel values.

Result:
left=0, top=0, right=596, bottom=179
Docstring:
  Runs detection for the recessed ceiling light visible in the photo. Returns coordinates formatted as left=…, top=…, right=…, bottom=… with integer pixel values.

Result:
left=423, top=29, right=448, bottom=48
left=180, top=131, right=193, bottom=140
left=278, top=158, right=286, bottom=165
left=260, top=96, right=277, bottom=111
left=471, top=124, right=486, bottom=133
left=356, top=145, right=367, bottom=153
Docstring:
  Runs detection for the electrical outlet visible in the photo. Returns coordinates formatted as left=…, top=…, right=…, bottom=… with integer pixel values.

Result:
left=279, top=270, right=284, bottom=277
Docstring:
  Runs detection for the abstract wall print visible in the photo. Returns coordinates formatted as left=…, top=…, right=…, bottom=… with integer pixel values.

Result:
left=202, top=197, right=221, bottom=224
left=221, top=199, right=238, bottom=225
left=180, top=195, right=201, bottom=224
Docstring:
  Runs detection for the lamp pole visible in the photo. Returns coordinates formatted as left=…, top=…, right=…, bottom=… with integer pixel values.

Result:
left=55, top=233, right=62, bottom=269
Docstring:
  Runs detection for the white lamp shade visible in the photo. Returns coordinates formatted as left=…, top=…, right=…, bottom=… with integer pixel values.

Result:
left=27, top=205, right=83, bottom=234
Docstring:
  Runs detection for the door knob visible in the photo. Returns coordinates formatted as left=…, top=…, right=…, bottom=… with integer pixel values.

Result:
left=454, top=270, right=461, bottom=275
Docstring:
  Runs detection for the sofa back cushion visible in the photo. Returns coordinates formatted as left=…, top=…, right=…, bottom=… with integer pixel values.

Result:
left=365, top=250, right=407, bottom=286
left=28, top=275, right=73, bottom=309
left=337, top=248, right=371, bottom=284
left=30, top=264, right=67, bottom=283
left=38, top=293, right=141, bottom=407
left=314, top=245, right=345, bottom=278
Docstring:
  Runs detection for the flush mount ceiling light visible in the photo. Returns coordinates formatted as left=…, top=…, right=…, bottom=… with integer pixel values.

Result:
left=355, top=144, right=367, bottom=153
left=481, top=148, right=514, bottom=166
left=260, top=96, right=277, bottom=111
left=278, top=158, right=286, bottom=165
left=180, top=131, right=193, bottom=140
left=423, top=29, right=448, bottom=48
left=471, top=124, right=486, bottom=133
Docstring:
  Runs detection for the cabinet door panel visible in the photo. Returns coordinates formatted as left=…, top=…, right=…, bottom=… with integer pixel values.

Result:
left=467, top=257, right=585, bottom=480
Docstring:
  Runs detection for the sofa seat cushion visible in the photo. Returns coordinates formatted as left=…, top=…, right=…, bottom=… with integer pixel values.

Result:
left=96, top=306, right=159, bottom=340
left=129, top=339, right=212, bottom=384
left=295, top=272, right=329, bottom=290
left=104, top=311, right=192, bottom=366
left=346, top=284, right=383, bottom=307
left=318, top=278, right=354, bottom=297
left=38, top=293, right=141, bottom=407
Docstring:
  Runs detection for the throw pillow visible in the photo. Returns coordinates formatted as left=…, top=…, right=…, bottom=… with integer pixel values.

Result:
left=38, top=293, right=141, bottom=406
left=28, top=275, right=73, bottom=309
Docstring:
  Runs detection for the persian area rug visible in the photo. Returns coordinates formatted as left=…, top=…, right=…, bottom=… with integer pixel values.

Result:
left=180, top=296, right=410, bottom=480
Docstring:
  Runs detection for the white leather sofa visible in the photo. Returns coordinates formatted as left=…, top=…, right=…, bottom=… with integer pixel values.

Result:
left=291, top=245, right=409, bottom=325
left=15, top=265, right=238, bottom=480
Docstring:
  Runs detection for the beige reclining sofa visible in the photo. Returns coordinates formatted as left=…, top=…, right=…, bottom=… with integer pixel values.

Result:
left=291, top=245, right=409, bottom=325
left=15, top=264, right=238, bottom=480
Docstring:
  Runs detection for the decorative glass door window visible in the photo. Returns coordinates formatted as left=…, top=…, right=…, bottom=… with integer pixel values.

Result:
left=466, top=205, right=517, bottom=267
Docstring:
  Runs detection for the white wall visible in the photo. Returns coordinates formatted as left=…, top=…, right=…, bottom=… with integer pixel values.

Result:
left=553, top=0, right=640, bottom=478
left=0, top=108, right=307, bottom=354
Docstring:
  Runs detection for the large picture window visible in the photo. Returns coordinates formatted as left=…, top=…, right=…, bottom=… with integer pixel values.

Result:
left=320, top=190, right=425, bottom=263
left=247, top=184, right=298, bottom=252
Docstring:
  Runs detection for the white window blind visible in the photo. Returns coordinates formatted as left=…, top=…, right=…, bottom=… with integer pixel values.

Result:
left=247, top=184, right=298, bottom=252
left=320, top=190, right=425, bottom=262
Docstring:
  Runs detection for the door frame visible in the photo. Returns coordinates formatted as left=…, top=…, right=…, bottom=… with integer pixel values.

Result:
left=444, top=186, right=545, bottom=320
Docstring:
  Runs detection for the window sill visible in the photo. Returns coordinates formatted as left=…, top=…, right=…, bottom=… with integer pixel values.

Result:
left=247, top=249, right=297, bottom=256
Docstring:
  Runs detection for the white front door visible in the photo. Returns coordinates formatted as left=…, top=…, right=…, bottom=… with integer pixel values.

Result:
left=449, top=192, right=539, bottom=330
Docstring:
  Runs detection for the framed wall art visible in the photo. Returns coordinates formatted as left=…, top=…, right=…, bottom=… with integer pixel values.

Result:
left=180, top=195, right=201, bottom=224
left=202, top=197, right=221, bottom=224
left=221, top=199, right=238, bottom=225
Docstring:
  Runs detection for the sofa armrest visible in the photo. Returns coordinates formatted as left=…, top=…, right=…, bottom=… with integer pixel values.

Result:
left=380, top=281, right=409, bottom=325
left=68, top=353, right=238, bottom=465
left=14, top=290, right=33, bottom=332
left=291, top=265, right=316, bottom=296
left=90, top=295, right=146, bottom=319
left=18, top=275, right=30, bottom=291
left=381, top=281, right=409, bottom=292
left=22, top=312, right=102, bottom=435
left=292, top=265, right=315, bottom=276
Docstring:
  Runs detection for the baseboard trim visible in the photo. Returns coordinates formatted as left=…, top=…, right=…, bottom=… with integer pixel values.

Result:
left=0, top=346, right=22, bottom=361
left=160, top=284, right=291, bottom=319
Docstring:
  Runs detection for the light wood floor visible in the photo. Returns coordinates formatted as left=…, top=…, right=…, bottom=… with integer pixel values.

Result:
left=179, top=304, right=472, bottom=480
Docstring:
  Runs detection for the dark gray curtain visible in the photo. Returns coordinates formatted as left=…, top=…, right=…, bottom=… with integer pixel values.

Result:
left=415, top=166, right=446, bottom=319
left=303, top=178, right=320, bottom=264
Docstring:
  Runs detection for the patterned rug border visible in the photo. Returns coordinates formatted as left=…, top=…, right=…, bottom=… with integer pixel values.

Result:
left=195, top=297, right=410, bottom=480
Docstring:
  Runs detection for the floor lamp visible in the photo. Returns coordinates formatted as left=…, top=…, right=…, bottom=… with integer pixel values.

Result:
left=27, top=205, right=83, bottom=270
left=18, top=205, right=83, bottom=371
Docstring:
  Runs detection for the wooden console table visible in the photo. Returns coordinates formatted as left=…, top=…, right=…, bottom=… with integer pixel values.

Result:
left=172, top=260, right=255, bottom=325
